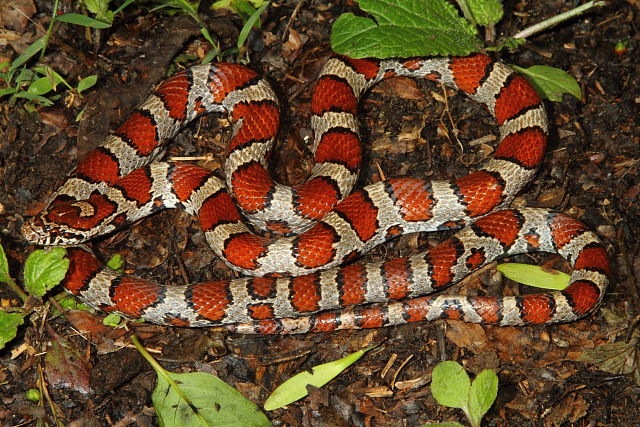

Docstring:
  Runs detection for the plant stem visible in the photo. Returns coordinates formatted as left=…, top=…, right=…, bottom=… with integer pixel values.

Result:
left=455, top=0, right=477, bottom=27
left=130, top=335, right=174, bottom=385
left=3, top=276, right=29, bottom=303
left=512, top=1, right=606, bottom=40
left=41, top=0, right=60, bottom=59
left=485, top=25, right=495, bottom=44
left=130, top=335, right=210, bottom=427
left=463, top=405, right=478, bottom=427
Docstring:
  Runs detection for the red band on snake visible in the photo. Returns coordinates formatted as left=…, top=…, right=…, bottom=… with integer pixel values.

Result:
left=22, top=54, right=609, bottom=334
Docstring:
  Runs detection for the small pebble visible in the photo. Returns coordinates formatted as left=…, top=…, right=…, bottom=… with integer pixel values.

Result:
left=596, top=225, right=616, bottom=239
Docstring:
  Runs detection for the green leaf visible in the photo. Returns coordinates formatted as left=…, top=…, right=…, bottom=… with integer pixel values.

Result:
left=23, top=248, right=69, bottom=297
left=27, top=76, right=55, bottom=96
left=467, top=0, right=503, bottom=27
left=33, top=66, right=74, bottom=91
left=511, top=64, right=581, bottom=102
left=0, top=312, right=24, bottom=350
left=80, top=0, right=115, bottom=23
left=264, top=346, right=375, bottom=410
left=82, top=0, right=109, bottom=16
left=12, top=92, right=54, bottom=106
left=9, top=36, right=47, bottom=72
left=0, top=87, right=18, bottom=97
left=0, top=243, right=9, bottom=285
left=468, top=369, right=498, bottom=426
left=614, top=40, right=630, bottom=55
left=45, top=326, right=92, bottom=395
left=493, top=37, right=526, bottom=52
left=213, top=0, right=259, bottom=19
left=201, top=44, right=220, bottom=64
left=153, top=371, right=270, bottom=426
left=237, top=1, right=270, bottom=49
left=331, top=0, right=479, bottom=59
left=600, top=307, right=628, bottom=327
left=113, top=0, right=136, bottom=15
left=55, top=13, right=111, bottom=28
left=211, top=0, right=232, bottom=9
left=579, top=330, right=639, bottom=376
left=57, top=296, right=91, bottom=311
left=200, top=27, right=216, bottom=47
left=77, top=75, right=98, bottom=94
left=132, top=335, right=269, bottom=426
left=0, top=243, right=28, bottom=305
left=430, top=361, right=470, bottom=409
left=14, top=67, right=36, bottom=83
left=25, top=388, right=41, bottom=403
left=106, top=253, right=124, bottom=271
left=102, top=313, right=122, bottom=327
left=151, top=0, right=200, bottom=17
left=496, top=263, right=570, bottom=290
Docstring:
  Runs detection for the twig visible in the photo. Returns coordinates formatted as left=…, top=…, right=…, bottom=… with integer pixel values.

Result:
left=440, top=83, right=464, bottom=154
left=282, top=0, right=306, bottom=42
left=512, top=1, right=606, bottom=40
left=391, top=354, right=413, bottom=390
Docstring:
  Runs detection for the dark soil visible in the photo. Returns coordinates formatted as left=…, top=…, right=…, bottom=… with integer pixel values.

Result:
left=1, top=0, right=639, bottom=425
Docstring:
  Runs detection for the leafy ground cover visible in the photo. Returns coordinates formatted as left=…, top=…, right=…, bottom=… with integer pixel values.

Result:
left=0, top=0, right=639, bottom=425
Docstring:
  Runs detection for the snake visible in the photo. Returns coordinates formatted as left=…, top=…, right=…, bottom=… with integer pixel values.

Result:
left=22, top=54, right=609, bottom=334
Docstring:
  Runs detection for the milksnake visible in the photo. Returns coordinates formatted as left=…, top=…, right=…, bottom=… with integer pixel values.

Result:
left=22, top=54, right=609, bottom=334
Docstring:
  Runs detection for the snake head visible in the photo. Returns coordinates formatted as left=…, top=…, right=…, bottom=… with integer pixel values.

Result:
left=22, top=214, right=89, bottom=246
left=22, top=194, right=116, bottom=245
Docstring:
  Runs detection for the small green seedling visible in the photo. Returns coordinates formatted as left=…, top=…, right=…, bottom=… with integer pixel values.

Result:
left=102, top=313, right=124, bottom=327
left=212, top=0, right=268, bottom=23
left=78, top=0, right=136, bottom=27
left=0, top=0, right=106, bottom=108
left=0, top=243, right=70, bottom=349
left=209, top=0, right=271, bottom=62
left=614, top=40, right=630, bottom=56
left=106, top=253, right=125, bottom=271
left=130, top=335, right=270, bottom=426
left=150, top=0, right=223, bottom=62
left=0, top=63, right=98, bottom=108
left=264, top=345, right=377, bottom=410
left=428, top=361, right=498, bottom=427
left=25, top=388, right=41, bottom=403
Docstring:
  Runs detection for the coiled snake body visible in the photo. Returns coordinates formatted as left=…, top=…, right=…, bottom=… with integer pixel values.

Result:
left=23, top=54, right=609, bottom=334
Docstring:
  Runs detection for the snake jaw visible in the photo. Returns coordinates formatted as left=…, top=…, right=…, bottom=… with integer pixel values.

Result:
left=21, top=216, right=87, bottom=246
left=21, top=217, right=59, bottom=246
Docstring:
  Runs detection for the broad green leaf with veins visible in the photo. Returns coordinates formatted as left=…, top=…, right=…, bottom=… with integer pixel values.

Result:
left=331, top=0, right=480, bottom=58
